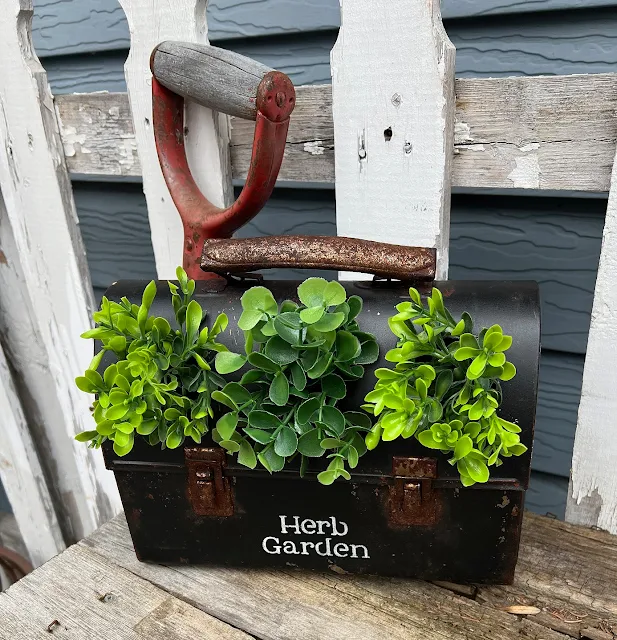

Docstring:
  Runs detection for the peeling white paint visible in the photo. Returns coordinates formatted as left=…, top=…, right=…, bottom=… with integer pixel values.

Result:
left=508, top=154, right=541, bottom=189
left=454, top=121, right=473, bottom=143
left=463, top=143, right=485, bottom=152
left=108, top=106, right=120, bottom=118
left=303, top=140, right=325, bottom=155
left=60, top=125, right=87, bottom=157
left=519, top=142, right=540, bottom=153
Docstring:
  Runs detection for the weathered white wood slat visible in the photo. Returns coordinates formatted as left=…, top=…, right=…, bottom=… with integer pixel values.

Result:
left=566, top=143, right=617, bottom=534
left=56, top=73, right=617, bottom=192
left=0, top=0, right=120, bottom=543
left=117, top=0, right=233, bottom=279
left=0, top=341, right=64, bottom=566
left=331, top=0, right=455, bottom=280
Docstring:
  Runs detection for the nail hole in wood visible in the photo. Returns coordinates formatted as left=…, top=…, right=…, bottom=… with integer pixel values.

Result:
left=384, top=127, right=393, bottom=142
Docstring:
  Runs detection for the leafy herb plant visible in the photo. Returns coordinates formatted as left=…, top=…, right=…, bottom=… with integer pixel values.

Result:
left=212, top=278, right=379, bottom=484
left=363, top=287, right=526, bottom=487
left=75, top=268, right=230, bottom=455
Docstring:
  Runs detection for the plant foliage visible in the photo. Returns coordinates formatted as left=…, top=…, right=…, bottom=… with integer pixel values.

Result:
left=363, top=287, right=526, bottom=486
left=212, top=278, right=379, bottom=484
left=75, top=268, right=230, bottom=456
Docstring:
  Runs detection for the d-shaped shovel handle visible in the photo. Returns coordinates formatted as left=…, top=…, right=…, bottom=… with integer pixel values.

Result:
left=151, top=42, right=295, bottom=280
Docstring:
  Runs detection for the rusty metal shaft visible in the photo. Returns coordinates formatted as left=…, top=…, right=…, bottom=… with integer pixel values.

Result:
left=201, top=236, right=436, bottom=280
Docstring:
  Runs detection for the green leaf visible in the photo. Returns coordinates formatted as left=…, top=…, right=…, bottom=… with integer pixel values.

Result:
left=211, top=390, right=238, bottom=411
left=298, top=277, right=328, bottom=308
left=415, top=378, right=428, bottom=401
left=269, top=372, right=290, bottom=406
left=454, top=435, right=473, bottom=460
left=220, top=439, right=241, bottom=453
left=274, top=426, right=298, bottom=457
left=418, top=430, right=448, bottom=450
left=216, top=412, right=239, bottom=440
left=115, top=422, right=134, bottom=434
left=273, top=316, right=301, bottom=345
left=245, top=428, right=275, bottom=444
left=347, top=295, right=363, bottom=321
left=317, top=469, right=337, bottom=485
left=467, top=352, right=489, bottom=380
left=321, top=406, right=345, bottom=436
left=459, top=456, right=489, bottom=483
left=344, top=411, right=372, bottom=430
left=238, top=308, right=264, bottom=331
left=468, top=399, right=484, bottom=421
left=409, top=287, right=422, bottom=305
left=240, top=369, right=263, bottom=385
left=323, top=281, right=347, bottom=306
left=265, top=336, right=298, bottom=365
left=347, top=445, right=359, bottom=469
left=355, top=340, right=379, bottom=365
left=238, top=439, right=257, bottom=469
left=248, top=410, right=281, bottom=430
left=75, top=376, right=97, bottom=394
left=215, top=351, right=246, bottom=374
left=365, top=424, right=382, bottom=450
left=507, top=443, right=528, bottom=456
left=311, top=311, right=345, bottom=332
left=494, top=335, right=513, bottom=352
left=75, top=430, right=98, bottom=442
left=299, top=306, right=325, bottom=325
left=141, top=279, right=157, bottom=311
left=242, top=286, right=278, bottom=313
left=335, top=331, right=361, bottom=362
left=186, top=300, right=203, bottom=344
left=452, top=319, right=466, bottom=336
left=105, top=404, right=129, bottom=421
left=297, top=397, right=320, bottom=424
left=136, top=420, right=158, bottom=436
left=210, top=313, right=228, bottom=337
left=435, top=370, right=453, bottom=400
left=307, top=353, right=332, bottom=379
left=488, top=352, right=506, bottom=367
left=454, top=346, right=481, bottom=361
left=258, top=446, right=285, bottom=473
left=500, top=362, right=517, bottom=381
left=247, top=352, right=281, bottom=373
left=194, top=353, right=211, bottom=371
left=297, top=430, right=325, bottom=457
left=290, top=362, right=307, bottom=391
left=321, top=374, right=346, bottom=399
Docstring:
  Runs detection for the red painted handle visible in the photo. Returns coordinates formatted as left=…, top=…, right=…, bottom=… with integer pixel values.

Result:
left=152, top=66, right=295, bottom=280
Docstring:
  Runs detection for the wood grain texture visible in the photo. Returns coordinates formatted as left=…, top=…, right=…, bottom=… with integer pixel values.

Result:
left=152, top=41, right=272, bottom=120
left=566, top=143, right=617, bottom=534
left=68, top=512, right=616, bottom=640
left=331, top=0, right=455, bottom=281
left=56, top=72, right=617, bottom=193
left=118, top=0, right=233, bottom=279
left=0, top=342, right=64, bottom=566
left=0, top=0, right=120, bottom=542
left=0, top=542, right=252, bottom=638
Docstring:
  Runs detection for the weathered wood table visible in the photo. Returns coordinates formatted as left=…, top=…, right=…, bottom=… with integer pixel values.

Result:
left=0, top=512, right=615, bottom=639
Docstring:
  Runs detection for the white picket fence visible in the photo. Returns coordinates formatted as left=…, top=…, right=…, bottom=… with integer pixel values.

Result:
left=1, top=0, right=616, bottom=565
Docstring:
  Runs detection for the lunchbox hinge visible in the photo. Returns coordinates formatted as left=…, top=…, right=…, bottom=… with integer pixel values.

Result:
left=185, top=447, right=234, bottom=517
left=389, top=457, right=440, bottom=527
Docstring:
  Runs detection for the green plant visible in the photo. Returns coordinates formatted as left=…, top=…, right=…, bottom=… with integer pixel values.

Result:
left=75, top=268, right=230, bottom=456
left=363, top=287, right=526, bottom=487
left=212, top=278, right=379, bottom=484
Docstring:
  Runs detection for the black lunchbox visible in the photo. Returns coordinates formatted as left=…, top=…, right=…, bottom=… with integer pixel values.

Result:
left=102, top=271, right=540, bottom=585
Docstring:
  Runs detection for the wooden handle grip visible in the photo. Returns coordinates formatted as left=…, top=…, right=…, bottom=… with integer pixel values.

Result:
left=201, top=236, right=436, bottom=280
left=151, top=41, right=275, bottom=120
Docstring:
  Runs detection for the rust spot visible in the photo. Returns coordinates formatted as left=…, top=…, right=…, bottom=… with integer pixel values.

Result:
left=511, top=505, right=520, bottom=517
left=0, top=251, right=7, bottom=265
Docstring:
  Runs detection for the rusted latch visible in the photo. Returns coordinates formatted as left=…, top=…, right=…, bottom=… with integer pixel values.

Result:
left=389, top=457, right=440, bottom=527
left=185, top=448, right=234, bottom=517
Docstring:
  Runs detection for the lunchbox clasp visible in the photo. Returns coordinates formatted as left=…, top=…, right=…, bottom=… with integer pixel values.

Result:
left=389, top=457, right=440, bottom=527
left=185, top=448, right=234, bottom=517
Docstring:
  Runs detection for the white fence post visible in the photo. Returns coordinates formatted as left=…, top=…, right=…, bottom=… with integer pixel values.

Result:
left=566, top=147, right=617, bottom=534
left=117, top=0, right=233, bottom=279
left=331, top=0, right=455, bottom=280
left=0, top=0, right=121, bottom=545
left=0, top=342, right=64, bottom=566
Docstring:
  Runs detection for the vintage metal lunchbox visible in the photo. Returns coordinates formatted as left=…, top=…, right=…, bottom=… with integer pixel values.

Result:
left=102, top=250, right=540, bottom=584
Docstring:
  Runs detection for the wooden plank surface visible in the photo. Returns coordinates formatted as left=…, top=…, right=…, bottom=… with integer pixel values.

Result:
left=56, top=72, right=617, bottom=192
left=0, top=512, right=614, bottom=639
